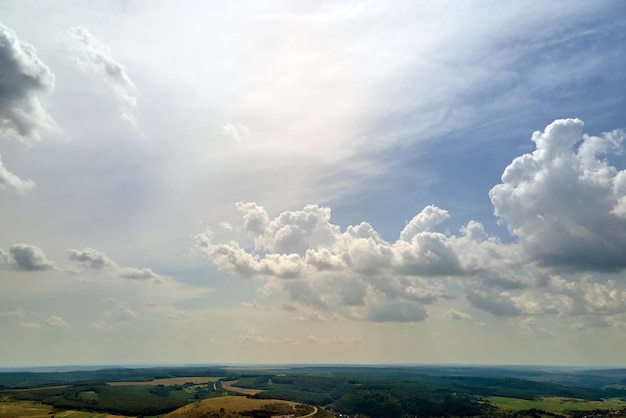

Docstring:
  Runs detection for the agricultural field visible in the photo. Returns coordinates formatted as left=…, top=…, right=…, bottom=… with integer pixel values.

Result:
left=487, top=396, right=626, bottom=414
left=3, top=366, right=626, bottom=417
left=108, top=376, right=221, bottom=386
left=221, top=380, right=266, bottom=396
left=0, top=397, right=124, bottom=418
left=164, top=395, right=316, bottom=418
left=0, top=398, right=52, bottom=418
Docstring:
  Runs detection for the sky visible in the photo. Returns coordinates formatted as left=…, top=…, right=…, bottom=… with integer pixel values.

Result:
left=1, top=0, right=626, bottom=368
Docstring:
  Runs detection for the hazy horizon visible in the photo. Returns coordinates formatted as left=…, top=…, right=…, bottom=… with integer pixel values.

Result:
left=1, top=1, right=626, bottom=367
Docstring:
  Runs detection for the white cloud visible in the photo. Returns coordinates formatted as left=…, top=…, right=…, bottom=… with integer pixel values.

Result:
left=446, top=308, right=472, bottom=320
left=46, top=315, right=69, bottom=328
left=0, top=23, right=54, bottom=193
left=119, top=267, right=160, bottom=281
left=400, top=205, right=449, bottom=241
left=67, top=247, right=115, bottom=269
left=19, top=322, right=41, bottom=328
left=69, top=27, right=138, bottom=127
left=490, top=118, right=626, bottom=272
left=0, top=154, right=34, bottom=193
left=195, top=203, right=475, bottom=322
left=67, top=247, right=167, bottom=284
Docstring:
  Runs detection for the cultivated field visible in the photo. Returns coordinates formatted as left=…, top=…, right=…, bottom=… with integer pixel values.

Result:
left=0, top=398, right=51, bottom=418
left=0, top=398, right=124, bottom=418
left=221, top=380, right=265, bottom=395
left=164, top=396, right=314, bottom=418
left=487, top=396, right=625, bottom=413
left=108, top=376, right=221, bottom=386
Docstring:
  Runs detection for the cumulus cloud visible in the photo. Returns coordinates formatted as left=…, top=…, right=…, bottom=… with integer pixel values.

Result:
left=446, top=308, right=472, bottom=320
left=68, top=246, right=166, bottom=284
left=20, top=322, right=41, bottom=328
left=67, top=247, right=114, bottom=269
left=194, top=202, right=555, bottom=322
left=490, top=118, right=626, bottom=272
left=0, top=24, right=54, bottom=192
left=0, top=24, right=54, bottom=140
left=195, top=203, right=481, bottom=323
left=195, top=119, right=626, bottom=326
left=0, top=154, right=34, bottom=192
left=1, top=244, right=55, bottom=271
left=69, top=27, right=138, bottom=126
left=46, top=315, right=69, bottom=328
left=463, top=274, right=626, bottom=324
left=400, top=205, right=449, bottom=241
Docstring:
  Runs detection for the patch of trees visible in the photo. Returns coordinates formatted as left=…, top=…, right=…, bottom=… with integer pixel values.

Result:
left=332, top=388, right=483, bottom=417
left=239, top=402, right=313, bottom=418
left=8, top=383, right=192, bottom=416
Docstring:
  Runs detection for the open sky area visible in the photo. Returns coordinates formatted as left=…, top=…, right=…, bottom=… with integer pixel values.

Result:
left=1, top=1, right=626, bottom=368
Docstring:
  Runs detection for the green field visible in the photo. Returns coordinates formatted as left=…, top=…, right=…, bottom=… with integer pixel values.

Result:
left=0, top=397, right=122, bottom=418
left=487, top=396, right=626, bottom=413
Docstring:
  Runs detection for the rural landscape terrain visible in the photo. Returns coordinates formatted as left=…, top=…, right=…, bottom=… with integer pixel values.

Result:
left=2, top=365, right=626, bottom=418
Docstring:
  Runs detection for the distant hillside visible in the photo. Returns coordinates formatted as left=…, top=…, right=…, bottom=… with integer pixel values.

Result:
left=164, top=396, right=316, bottom=418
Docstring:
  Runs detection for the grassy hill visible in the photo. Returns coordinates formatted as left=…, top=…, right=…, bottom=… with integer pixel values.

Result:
left=164, top=395, right=316, bottom=418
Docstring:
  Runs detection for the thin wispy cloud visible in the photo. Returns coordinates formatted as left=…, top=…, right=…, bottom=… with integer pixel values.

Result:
left=69, top=27, right=138, bottom=128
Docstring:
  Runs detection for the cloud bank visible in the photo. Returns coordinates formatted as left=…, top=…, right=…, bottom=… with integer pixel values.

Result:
left=195, top=119, right=626, bottom=325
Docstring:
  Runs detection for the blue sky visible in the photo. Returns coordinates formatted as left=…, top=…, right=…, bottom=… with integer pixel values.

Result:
left=1, top=1, right=626, bottom=367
